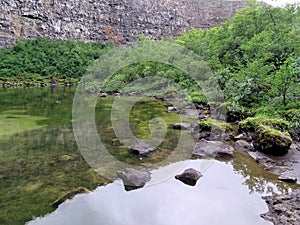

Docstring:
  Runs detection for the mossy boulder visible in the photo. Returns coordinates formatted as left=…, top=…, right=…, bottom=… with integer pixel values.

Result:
left=239, top=116, right=290, bottom=133
left=253, top=125, right=292, bottom=156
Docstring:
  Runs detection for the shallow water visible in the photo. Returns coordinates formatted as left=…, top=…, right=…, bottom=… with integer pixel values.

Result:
left=0, top=87, right=298, bottom=225
left=27, top=160, right=272, bottom=225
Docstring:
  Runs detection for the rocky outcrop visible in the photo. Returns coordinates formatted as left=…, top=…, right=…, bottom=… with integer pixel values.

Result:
left=175, top=168, right=202, bottom=186
left=261, top=189, right=300, bottom=225
left=117, top=168, right=151, bottom=191
left=0, top=0, right=248, bottom=48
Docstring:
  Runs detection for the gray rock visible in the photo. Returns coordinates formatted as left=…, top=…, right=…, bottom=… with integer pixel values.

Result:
left=266, top=166, right=289, bottom=175
left=172, top=123, right=190, bottom=130
left=234, top=140, right=254, bottom=151
left=117, top=168, right=151, bottom=191
left=261, top=188, right=300, bottom=225
left=175, top=168, right=202, bottom=186
left=130, top=140, right=157, bottom=155
left=248, top=152, right=275, bottom=165
left=192, top=140, right=234, bottom=158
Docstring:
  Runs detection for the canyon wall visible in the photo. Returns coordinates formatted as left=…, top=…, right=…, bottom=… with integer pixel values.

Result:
left=0, top=0, right=248, bottom=48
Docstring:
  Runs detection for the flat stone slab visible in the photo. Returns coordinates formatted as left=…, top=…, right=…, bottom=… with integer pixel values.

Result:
left=175, top=168, right=202, bottom=186
left=192, top=140, right=234, bottom=158
left=278, top=174, right=298, bottom=183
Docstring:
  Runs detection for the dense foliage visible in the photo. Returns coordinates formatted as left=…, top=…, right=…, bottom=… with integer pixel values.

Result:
left=0, top=38, right=111, bottom=83
left=175, top=2, right=300, bottom=131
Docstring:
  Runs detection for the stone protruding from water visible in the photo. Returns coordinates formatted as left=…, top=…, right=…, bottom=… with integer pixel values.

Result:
left=175, top=168, right=202, bottom=186
left=117, top=168, right=151, bottom=191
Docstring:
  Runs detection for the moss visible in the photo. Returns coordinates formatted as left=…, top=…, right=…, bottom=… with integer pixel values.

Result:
left=239, top=116, right=290, bottom=133
left=199, top=118, right=233, bottom=132
left=188, top=91, right=208, bottom=104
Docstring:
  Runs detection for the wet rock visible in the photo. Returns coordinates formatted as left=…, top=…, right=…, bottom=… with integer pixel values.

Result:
left=130, top=140, right=157, bottom=155
left=261, top=188, right=300, bottom=225
left=172, top=123, right=190, bottom=130
left=51, top=187, right=90, bottom=208
left=248, top=151, right=275, bottom=165
left=278, top=173, right=298, bottom=183
left=192, top=139, right=234, bottom=158
left=175, top=168, right=202, bottom=186
left=234, top=140, right=254, bottom=151
left=253, top=126, right=292, bottom=156
left=117, top=168, right=151, bottom=191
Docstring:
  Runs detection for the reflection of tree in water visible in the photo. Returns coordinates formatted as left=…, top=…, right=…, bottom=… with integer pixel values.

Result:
left=232, top=151, right=298, bottom=195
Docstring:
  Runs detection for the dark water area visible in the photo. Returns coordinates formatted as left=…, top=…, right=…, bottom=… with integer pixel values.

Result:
left=0, top=87, right=298, bottom=225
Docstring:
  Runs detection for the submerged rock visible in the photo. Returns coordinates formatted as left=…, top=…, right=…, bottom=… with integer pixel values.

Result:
left=261, top=188, right=300, bottom=225
left=234, top=140, right=254, bottom=151
left=192, top=139, right=234, bottom=158
left=253, top=126, right=292, bottom=156
left=130, top=140, right=157, bottom=155
left=51, top=187, right=90, bottom=209
left=172, top=123, right=190, bottom=130
left=117, top=168, right=151, bottom=191
left=175, top=168, right=202, bottom=186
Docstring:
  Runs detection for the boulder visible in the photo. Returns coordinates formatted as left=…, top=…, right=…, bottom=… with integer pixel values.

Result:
left=192, top=140, right=234, bottom=158
left=172, top=123, right=190, bottom=130
left=261, top=188, right=300, bottom=225
left=130, top=140, right=157, bottom=155
left=175, top=168, right=202, bottom=186
left=234, top=140, right=254, bottom=151
left=117, top=168, right=151, bottom=191
left=51, top=187, right=90, bottom=208
left=248, top=151, right=275, bottom=165
left=100, top=93, right=107, bottom=98
left=253, top=126, right=292, bottom=156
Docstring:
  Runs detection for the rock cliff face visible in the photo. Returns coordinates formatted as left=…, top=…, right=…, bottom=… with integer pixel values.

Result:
left=0, top=0, right=248, bottom=48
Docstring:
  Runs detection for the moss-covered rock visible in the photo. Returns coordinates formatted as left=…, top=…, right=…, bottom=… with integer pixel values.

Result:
left=239, top=116, right=290, bottom=133
left=253, top=125, right=292, bottom=156
left=199, top=118, right=233, bottom=133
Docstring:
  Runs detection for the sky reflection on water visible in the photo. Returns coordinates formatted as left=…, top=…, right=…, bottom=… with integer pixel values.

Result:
left=27, top=159, right=272, bottom=225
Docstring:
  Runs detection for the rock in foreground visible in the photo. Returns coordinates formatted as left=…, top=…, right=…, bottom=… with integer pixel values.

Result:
left=117, top=168, right=151, bottom=191
left=261, top=189, right=300, bottom=225
left=175, top=168, right=202, bottom=186
left=192, top=140, right=234, bottom=158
